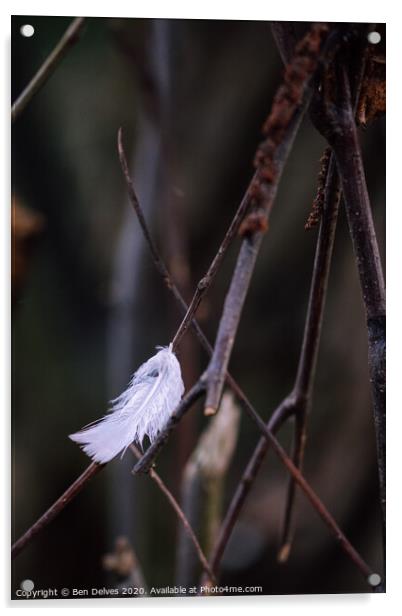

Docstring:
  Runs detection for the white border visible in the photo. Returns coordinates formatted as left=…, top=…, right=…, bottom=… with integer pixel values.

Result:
left=2, top=1, right=401, bottom=614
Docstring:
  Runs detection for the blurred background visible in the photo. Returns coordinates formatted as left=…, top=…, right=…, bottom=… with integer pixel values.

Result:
left=11, top=16, right=385, bottom=596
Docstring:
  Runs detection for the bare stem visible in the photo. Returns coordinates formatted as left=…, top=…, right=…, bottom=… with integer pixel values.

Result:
left=294, top=157, right=341, bottom=398
left=12, top=17, right=85, bottom=122
left=278, top=154, right=341, bottom=558
left=314, top=60, right=386, bottom=555
left=332, top=71, right=385, bottom=320
left=12, top=461, right=103, bottom=559
left=278, top=412, right=308, bottom=563
left=129, top=444, right=217, bottom=584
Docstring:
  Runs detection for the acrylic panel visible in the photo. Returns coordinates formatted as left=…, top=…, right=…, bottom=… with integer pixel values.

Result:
left=11, top=16, right=385, bottom=600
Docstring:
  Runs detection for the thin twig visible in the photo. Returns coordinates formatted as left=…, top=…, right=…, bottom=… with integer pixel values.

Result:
left=204, top=23, right=330, bottom=416
left=277, top=412, right=307, bottom=562
left=11, top=17, right=85, bottom=122
left=294, top=158, right=340, bottom=400
left=278, top=153, right=341, bottom=558
left=129, top=444, right=217, bottom=584
left=12, top=461, right=103, bottom=559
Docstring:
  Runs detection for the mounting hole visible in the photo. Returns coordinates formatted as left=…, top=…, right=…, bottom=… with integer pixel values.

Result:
left=20, top=579, right=34, bottom=592
left=367, top=31, right=381, bottom=45
left=20, top=24, right=35, bottom=38
left=368, top=573, right=382, bottom=587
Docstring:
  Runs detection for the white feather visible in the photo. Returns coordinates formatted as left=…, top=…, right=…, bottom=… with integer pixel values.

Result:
left=69, top=345, right=184, bottom=464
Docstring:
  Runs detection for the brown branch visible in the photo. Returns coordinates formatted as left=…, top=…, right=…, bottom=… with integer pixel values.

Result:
left=312, top=57, right=386, bottom=557
left=268, top=24, right=370, bottom=563
left=204, top=23, right=330, bottom=416
left=317, top=70, right=385, bottom=320
left=11, top=17, right=86, bottom=122
left=129, top=444, right=217, bottom=585
left=277, top=412, right=307, bottom=563
left=294, top=156, right=340, bottom=399
left=12, top=461, right=104, bottom=559
left=278, top=153, right=341, bottom=558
